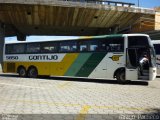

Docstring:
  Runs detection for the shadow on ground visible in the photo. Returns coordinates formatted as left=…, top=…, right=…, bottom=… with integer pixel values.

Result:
left=156, top=76, right=160, bottom=78
left=0, top=108, right=159, bottom=120
left=0, top=73, right=149, bottom=86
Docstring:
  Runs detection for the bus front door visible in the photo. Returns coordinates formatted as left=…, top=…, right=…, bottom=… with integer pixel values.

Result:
left=126, top=48, right=138, bottom=80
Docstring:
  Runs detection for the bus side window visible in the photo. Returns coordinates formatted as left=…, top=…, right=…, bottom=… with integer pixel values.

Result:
left=14, top=44, right=25, bottom=54
left=98, top=37, right=124, bottom=52
left=107, top=37, right=124, bottom=52
left=90, top=45, right=98, bottom=51
left=79, top=41, right=88, bottom=52
left=88, top=40, right=99, bottom=52
left=27, top=43, right=40, bottom=53
left=99, top=40, right=108, bottom=52
left=69, top=41, right=77, bottom=52
left=59, top=41, right=77, bottom=52
left=41, top=42, right=58, bottom=53
left=80, top=45, right=87, bottom=52
left=6, top=44, right=14, bottom=54
left=108, top=44, right=122, bottom=52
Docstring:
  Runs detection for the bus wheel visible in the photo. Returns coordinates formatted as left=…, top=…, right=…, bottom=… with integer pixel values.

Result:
left=18, top=67, right=26, bottom=77
left=27, top=67, right=38, bottom=78
left=116, top=71, right=126, bottom=84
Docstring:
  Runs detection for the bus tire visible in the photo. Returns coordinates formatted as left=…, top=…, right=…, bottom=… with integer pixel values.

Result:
left=116, top=70, right=126, bottom=84
left=27, top=67, right=38, bottom=78
left=18, top=66, right=26, bottom=77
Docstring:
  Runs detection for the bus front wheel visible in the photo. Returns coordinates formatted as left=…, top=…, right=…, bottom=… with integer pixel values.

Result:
left=18, top=67, right=26, bottom=77
left=116, top=70, right=126, bottom=84
left=27, top=67, right=38, bottom=78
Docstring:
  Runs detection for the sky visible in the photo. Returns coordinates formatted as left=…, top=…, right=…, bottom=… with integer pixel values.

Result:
left=120, top=0, right=160, bottom=8
left=5, top=0, right=160, bottom=42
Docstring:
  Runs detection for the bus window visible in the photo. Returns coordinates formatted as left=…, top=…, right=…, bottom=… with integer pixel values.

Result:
left=108, top=44, right=122, bottom=52
left=5, top=45, right=12, bottom=54
left=153, top=44, right=160, bottom=54
left=27, top=43, right=40, bottom=53
left=99, top=37, right=124, bottom=52
left=88, top=41, right=99, bottom=52
left=128, top=36, right=149, bottom=47
left=60, top=41, right=77, bottom=52
left=90, top=45, right=98, bottom=51
left=107, top=37, right=124, bottom=52
left=41, top=42, right=58, bottom=53
left=6, top=44, right=25, bottom=54
left=79, top=41, right=88, bottom=52
left=99, top=39, right=108, bottom=52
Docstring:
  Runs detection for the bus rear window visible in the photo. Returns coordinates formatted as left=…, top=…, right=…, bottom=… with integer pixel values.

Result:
left=128, top=36, right=149, bottom=47
left=6, top=44, right=25, bottom=54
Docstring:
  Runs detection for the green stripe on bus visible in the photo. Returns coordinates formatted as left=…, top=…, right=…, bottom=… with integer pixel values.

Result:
left=93, top=34, right=123, bottom=39
left=76, top=53, right=106, bottom=77
left=64, top=53, right=92, bottom=76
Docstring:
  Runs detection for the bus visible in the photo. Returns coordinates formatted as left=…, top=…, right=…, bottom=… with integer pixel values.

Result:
left=152, top=40, right=160, bottom=76
left=2, top=34, right=157, bottom=83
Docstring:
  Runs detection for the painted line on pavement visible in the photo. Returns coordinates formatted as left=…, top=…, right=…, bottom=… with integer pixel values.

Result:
left=0, top=99, right=154, bottom=112
left=0, top=83, right=46, bottom=89
left=58, top=81, right=72, bottom=88
left=0, top=99, right=81, bottom=107
left=76, top=105, right=91, bottom=120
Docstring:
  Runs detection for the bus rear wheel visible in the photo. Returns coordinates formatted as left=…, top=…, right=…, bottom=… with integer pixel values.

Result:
left=18, top=67, right=26, bottom=77
left=27, top=67, right=38, bottom=78
left=116, top=70, right=126, bottom=84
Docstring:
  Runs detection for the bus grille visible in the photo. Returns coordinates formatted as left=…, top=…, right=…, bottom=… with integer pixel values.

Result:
left=7, top=63, right=15, bottom=72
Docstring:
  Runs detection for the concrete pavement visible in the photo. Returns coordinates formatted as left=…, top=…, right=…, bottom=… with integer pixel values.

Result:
left=0, top=74, right=159, bottom=120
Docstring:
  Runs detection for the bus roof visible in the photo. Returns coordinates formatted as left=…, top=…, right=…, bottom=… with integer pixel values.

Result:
left=5, top=34, right=149, bottom=44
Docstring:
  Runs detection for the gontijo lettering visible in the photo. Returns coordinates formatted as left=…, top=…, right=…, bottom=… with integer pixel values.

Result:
left=29, top=55, right=58, bottom=60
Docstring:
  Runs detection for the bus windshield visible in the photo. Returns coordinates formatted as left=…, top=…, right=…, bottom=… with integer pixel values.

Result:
left=128, top=36, right=151, bottom=47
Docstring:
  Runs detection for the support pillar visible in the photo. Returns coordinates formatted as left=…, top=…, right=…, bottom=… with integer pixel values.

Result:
left=155, top=12, right=160, bottom=30
left=0, top=23, right=5, bottom=72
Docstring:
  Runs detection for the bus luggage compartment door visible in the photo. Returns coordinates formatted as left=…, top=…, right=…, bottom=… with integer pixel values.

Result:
left=126, top=68, right=138, bottom=80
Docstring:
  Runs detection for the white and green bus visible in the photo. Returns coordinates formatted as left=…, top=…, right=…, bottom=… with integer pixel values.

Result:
left=2, top=34, right=157, bottom=83
left=152, top=40, right=160, bottom=76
